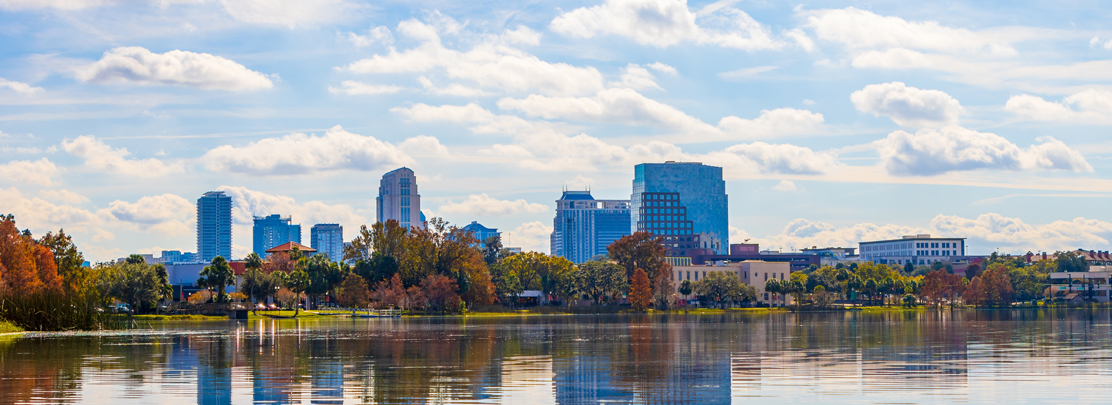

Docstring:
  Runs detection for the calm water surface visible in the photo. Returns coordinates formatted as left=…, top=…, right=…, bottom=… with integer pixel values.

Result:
left=2, top=309, right=1112, bottom=404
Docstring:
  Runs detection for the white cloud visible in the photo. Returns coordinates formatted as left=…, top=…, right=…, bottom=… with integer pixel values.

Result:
left=497, top=88, right=714, bottom=131
left=716, top=108, right=824, bottom=139
left=0, top=187, right=105, bottom=233
left=740, top=218, right=923, bottom=251
left=550, top=0, right=782, bottom=51
left=850, top=82, right=966, bottom=128
left=0, top=158, right=60, bottom=185
left=608, top=63, right=660, bottom=90
left=61, top=136, right=183, bottom=177
left=803, top=7, right=1018, bottom=56
left=646, top=62, right=677, bottom=75
left=1005, top=89, right=1112, bottom=124
left=347, top=26, right=393, bottom=48
left=932, top=213, right=1112, bottom=253
left=0, top=77, right=44, bottom=95
left=566, top=174, right=594, bottom=189
left=707, top=142, right=838, bottom=175
left=218, top=0, right=356, bottom=27
left=1089, top=36, right=1112, bottom=50
left=439, top=193, right=548, bottom=216
left=39, top=189, right=89, bottom=204
left=327, top=80, right=403, bottom=95
left=215, top=185, right=367, bottom=227
left=107, top=194, right=194, bottom=235
left=398, top=135, right=449, bottom=157
left=417, top=76, right=491, bottom=97
left=0, top=0, right=110, bottom=10
left=500, top=221, right=553, bottom=253
left=772, top=180, right=796, bottom=191
left=343, top=18, right=605, bottom=96
left=202, top=125, right=412, bottom=175
left=76, top=46, right=273, bottom=91
left=877, top=126, right=1093, bottom=176
left=392, top=102, right=564, bottom=136
left=718, top=65, right=777, bottom=80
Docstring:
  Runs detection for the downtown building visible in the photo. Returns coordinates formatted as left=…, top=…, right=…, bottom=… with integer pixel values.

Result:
left=253, top=214, right=301, bottom=257
left=631, top=162, right=729, bottom=257
left=858, top=234, right=966, bottom=266
left=196, top=191, right=232, bottom=262
left=377, top=167, right=424, bottom=229
left=462, top=221, right=500, bottom=245
left=550, top=190, right=631, bottom=264
left=310, top=224, right=344, bottom=262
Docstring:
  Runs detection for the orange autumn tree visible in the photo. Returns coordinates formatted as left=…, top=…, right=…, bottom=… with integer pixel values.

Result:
left=629, top=268, right=652, bottom=311
left=0, top=215, right=63, bottom=295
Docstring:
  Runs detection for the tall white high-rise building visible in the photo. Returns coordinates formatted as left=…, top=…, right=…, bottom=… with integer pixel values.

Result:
left=377, top=167, right=424, bottom=229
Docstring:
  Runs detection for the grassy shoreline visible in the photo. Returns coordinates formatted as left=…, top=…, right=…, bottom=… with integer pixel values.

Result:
left=0, top=319, right=25, bottom=334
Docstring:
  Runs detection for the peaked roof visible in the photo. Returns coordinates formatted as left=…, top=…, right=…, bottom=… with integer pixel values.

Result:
left=265, top=241, right=317, bottom=253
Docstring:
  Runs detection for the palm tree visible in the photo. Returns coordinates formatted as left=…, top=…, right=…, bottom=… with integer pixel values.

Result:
left=765, top=279, right=782, bottom=307
left=287, top=269, right=310, bottom=316
left=864, top=279, right=878, bottom=306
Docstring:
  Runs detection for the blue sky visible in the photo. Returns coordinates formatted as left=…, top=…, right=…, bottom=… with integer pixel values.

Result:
left=2, top=0, right=1111, bottom=262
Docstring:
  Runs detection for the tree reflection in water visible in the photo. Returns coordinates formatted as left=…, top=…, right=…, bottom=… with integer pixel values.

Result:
left=1, top=309, right=1112, bottom=404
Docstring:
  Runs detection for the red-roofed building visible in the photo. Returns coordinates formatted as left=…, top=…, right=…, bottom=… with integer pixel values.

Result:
left=265, top=242, right=317, bottom=255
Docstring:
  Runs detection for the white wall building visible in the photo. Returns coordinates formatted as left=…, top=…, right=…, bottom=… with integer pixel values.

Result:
left=376, top=167, right=424, bottom=229
left=859, top=234, right=966, bottom=266
left=673, top=260, right=791, bottom=306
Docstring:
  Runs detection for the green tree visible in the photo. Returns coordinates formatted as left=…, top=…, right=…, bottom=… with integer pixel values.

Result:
left=765, top=279, right=782, bottom=307
left=694, top=271, right=744, bottom=308
left=1056, top=251, right=1087, bottom=273
left=652, top=273, right=676, bottom=309
left=678, top=279, right=693, bottom=298
left=125, top=254, right=146, bottom=265
left=575, top=260, right=628, bottom=304
left=286, top=269, right=310, bottom=315
left=245, top=253, right=264, bottom=272
left=239, top=268, right=277, bottom=313
left=336, top=273, right=371, bottom=309
left=152, top=264, right=173, bottom=308
left=98, top=262, right=162, bottom=314
left=36, top=229, right=87, bottom=293
left=303, top=254, right=348, bottom=308
left=200, top=256, right=235, bottom=303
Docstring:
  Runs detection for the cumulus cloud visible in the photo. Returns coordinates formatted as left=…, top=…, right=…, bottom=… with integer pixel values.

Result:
left=398, top=135, right=450, bottom=157
left=392, top=103, right=563, bottom=136
left=497, top=88, right=714, bottom=131
left=500, top=221, right=554, bottom=253
left=772, top=180, right=797, bottom=191
left=0, top=187, right=105, bottom=233
left=646, top=62, right=677, bottom=75
left=707, top=142, right=839, bottom=175
left=417, top=76, right=491, bottom=97
left=438, top=193, right=548, bottom=217
left=107, top=194, right=195, bottom=235
left=743, top=214, right=1112, bottom=255
left=38, top=189, right=89, bottom=205
left=497, top=88, right=823, bottom=139
left=876, top=126, right=1093, bottom=176
left=327, top=80, right=403, bottom=95
left=202, top=125, right=412, bottom=175
left=215, top=185, right=367, bottom=226
left=0, top=77, right=44, bottom=95
left=218, top=0, right=356, bottom=27
left=342, top=17, right=605, bottom=96
left=550, top=0, right=782, bottom=51
left=76, top=46, right=273, bottom=91
left=850, top=82, right=965, bottom=128
left=803, top=7, right=1018, bottom=56
left=0, top=158, right=60, bottom=185
left=61, top=136, right=183, bottom=177
left=1005, top=89, right=1112, bottom=124
left=347, top=26, right=393, bottom=47
left=608, top=63, right=661, bottom=90
left=0, top=0, right=110, bottom=10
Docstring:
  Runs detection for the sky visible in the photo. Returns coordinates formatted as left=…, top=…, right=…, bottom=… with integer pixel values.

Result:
left=1, top=0, right=1112, bottom=262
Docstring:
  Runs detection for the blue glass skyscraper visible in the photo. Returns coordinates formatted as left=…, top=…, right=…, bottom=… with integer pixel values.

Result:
left=310, top=223, right=344, bottom=262
left=632, top=162, right=728, bottom=256
left=551, top=190, right=631, bottom=263
left=253, top=214, right=301, bottom=256
left=196, top=191, right=232, bottom=262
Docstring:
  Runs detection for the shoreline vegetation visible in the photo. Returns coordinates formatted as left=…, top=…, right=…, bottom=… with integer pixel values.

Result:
left=0, top=214, right=1096, bottom=331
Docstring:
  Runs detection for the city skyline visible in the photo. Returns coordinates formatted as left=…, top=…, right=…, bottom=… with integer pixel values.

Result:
left=2, top=0, right=1112, bottom=262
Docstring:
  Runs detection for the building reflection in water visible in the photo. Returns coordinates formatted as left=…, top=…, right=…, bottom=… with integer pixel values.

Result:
left=3, top=310, right=1112, bottom=404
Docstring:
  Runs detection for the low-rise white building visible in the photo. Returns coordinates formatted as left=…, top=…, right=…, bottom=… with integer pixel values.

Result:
left=859, top=234, right=966, bottom=266
left=672, top=260, right=790, bottom=306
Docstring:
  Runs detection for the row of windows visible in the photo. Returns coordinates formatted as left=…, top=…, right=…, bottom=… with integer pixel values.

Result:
left=643, top=222, right=690, bottom=229
left=645, top=200, right=678, bottom=207
left=644, top=193, right=677, bottom=200
left=401, top=196, right=410, bottom=207
left=644, top=215, right=684, bottom=221
left=643, top=208, right=683, bottom=214
left=916, top=242, right=956, bottom=248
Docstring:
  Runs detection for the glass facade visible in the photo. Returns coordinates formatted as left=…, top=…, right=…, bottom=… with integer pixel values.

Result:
left=631, top=162, right=728, bottom=255
left=253, top=214, right=302, bottom=257
left=310, top=223, right=344, bottom=262
left=196, top=191, right=232, bottom=262
left=551, top=191, right=631, bottom=264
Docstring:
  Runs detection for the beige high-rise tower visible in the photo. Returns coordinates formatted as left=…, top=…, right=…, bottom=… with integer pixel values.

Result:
left=376, top=167, right=424, bottom=229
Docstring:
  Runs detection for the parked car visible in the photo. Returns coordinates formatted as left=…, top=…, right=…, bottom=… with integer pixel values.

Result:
left=267, top=303, right=278, bottom=311
left=256, top=303, right=267, bottom=311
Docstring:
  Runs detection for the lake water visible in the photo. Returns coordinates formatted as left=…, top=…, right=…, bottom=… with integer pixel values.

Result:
left=2, top=309, right=1112, bottom=404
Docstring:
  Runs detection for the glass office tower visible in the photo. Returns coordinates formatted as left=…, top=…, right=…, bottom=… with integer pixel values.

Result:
left=632, top=162, right=728, bottom=256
